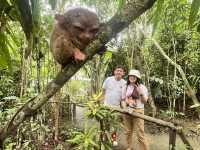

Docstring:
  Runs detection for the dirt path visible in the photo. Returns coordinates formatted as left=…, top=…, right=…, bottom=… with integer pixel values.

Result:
left=113, top=131, right=200, bottom=150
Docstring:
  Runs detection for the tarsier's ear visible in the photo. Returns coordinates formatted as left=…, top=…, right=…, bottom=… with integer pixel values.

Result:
left=99, top=23, right=106, bottom=28
left=98, top=23, right=106, bottom=32
left=55, top=14, right=65, bottom=24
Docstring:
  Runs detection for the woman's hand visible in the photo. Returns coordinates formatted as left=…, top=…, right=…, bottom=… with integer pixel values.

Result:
left=137, top=86, right=148, bottom=103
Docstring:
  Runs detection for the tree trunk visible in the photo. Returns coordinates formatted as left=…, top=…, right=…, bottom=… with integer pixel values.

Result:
left=53, top=64, right=62, bottom=141
left=20, top=36, right=33, bottom=97
left=36, top=37, right=41, bottom=93
left=20, top=50, right=28, bottom=97
left=53, top=91, right=61, bottom=141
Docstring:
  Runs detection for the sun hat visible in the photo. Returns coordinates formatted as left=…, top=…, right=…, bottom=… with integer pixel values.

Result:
left=128, top=69, right=141, bottom=79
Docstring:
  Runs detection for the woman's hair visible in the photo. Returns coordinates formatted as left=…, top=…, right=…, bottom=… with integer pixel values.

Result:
left=126, top=75, right=141, bottom=86
left=127, top=76, right=141, bottom=99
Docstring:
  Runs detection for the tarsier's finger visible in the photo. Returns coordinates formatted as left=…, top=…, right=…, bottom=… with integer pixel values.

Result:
left=74, top=48, right=86, bottom=61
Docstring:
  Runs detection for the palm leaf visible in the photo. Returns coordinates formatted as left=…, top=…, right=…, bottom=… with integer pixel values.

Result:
left=48, top=0, right=57, bottom=10
left=118, top=0, right=125, bottom=10
left=16, top=0, right=33, bottom=40
left=189, top=0, right=200, bottom=28
left=0, top=32, right=12, bottom=70
left=152, top=0, right=165, bottom=33
left=31, top=0, right=40, bottom=30
left=6, top=26, right=19, bottom=56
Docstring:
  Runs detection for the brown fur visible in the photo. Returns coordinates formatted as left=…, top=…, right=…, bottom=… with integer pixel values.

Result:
left=50, top=8, right=100, bottom=67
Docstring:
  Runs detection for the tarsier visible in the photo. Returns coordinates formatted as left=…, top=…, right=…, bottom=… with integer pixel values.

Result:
left=131, top=85, right=140, bottom=99
left=128, top=85, right=140, bottom=106
left=50, top=8, right=100, bottom=67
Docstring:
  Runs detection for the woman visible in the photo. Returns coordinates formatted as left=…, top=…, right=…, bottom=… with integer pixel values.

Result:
left=122, top=69, right=149, bottom=150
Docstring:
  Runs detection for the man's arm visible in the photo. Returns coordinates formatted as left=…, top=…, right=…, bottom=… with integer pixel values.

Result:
left=121, top=85, right=128, bottom=108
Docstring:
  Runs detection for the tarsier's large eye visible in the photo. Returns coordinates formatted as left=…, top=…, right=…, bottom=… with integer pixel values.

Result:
left=74, top=25, right=84, bottom=32
left=90, top=28, right=99, bottom=34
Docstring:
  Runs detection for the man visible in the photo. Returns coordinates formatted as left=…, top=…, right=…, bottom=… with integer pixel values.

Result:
left=102, top=66, right=126, bottom=106
left=102, top=66, right=126, bottom=146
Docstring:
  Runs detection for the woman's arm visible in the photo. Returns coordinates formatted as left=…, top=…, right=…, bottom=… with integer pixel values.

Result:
left=138, top=85, right=148, bottom=104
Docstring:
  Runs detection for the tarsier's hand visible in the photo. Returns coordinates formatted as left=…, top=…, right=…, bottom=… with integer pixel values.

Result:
left=126, top=98, right=136, bottom=107
left=74, top=48, right=86, bottom=62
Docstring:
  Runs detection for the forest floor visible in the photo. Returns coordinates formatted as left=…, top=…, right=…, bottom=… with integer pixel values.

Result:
left=114, top=129, right=200, bottom=150
left=78, top=107, right=200, bottom=150
left=58, top=107, right=200, bottom=150
left=113, top=118, right=200, bottom=150
left=60, top=121, right=200, bottom=150
left=61, top=119, right=200, bottom=150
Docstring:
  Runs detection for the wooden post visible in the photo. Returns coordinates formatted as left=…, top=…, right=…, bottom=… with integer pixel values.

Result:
left=169, top=129, right=176, bottom=150
left=66, top=95, right=71, bottom=120
left=53, top=91, right=61, bottom=141
left=177, top=130, right=193, bottom=150
left=72, top=103, right=76, bottom=122
left=99, top=120, right=108, bottom=150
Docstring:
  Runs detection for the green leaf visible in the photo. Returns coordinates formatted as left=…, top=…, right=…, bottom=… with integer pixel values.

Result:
left=189, top=0, right=200, bottom=28
left=16, top=0, right=33, bottom=39
left=118, top=0, right=125, bottom=10
left=6, top=0, right=12, bottom=5
left=3, top=96, right=19, bottom=100
left=152, top=0, right=165, bottom=33
left=31, top=0, right=41, bottom=30
left=102, top=51, right=112, bottom=63
left=190, top=103, right=200, bottom=108
left=197, top=23, right=200, bottom=32
left=0, top=32, right=12, bottom=70
left=48, top=0, right=57, bottom=10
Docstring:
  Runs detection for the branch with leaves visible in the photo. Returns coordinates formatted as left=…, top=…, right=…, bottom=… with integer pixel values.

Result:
left=140, top=29, right=200, bottom=109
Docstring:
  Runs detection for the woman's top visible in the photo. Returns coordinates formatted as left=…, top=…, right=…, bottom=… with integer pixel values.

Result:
left=122, top=84, right=148, bottom=109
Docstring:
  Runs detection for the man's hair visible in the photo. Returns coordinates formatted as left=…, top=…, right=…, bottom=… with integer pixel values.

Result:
left=114, top=65, right=124, bottom=70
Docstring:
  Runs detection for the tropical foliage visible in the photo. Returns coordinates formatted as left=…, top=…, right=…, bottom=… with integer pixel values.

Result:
left=0, top=0, right=200, bottom=149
